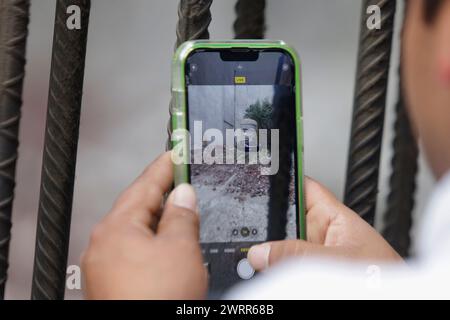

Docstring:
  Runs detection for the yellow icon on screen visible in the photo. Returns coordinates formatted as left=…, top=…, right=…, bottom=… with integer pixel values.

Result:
left=234, top=76, right=246, bottom=84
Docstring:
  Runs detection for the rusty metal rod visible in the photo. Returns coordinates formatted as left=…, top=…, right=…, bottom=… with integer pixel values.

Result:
left=344, top=0, right=397, bottom=226
left=0, top=0, right=30, bottom=299
left=31, top=0, right=90, bottom=300
left=167, top=0, right=213, bottom=150
left=234, top=0, right=266, bottom=39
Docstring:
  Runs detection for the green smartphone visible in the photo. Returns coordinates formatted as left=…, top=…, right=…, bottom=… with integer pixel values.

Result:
left=170, top=40, right=305, bottom=295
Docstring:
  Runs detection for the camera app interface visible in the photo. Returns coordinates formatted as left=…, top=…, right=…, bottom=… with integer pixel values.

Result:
left=186, top=50, right=299, bottom=246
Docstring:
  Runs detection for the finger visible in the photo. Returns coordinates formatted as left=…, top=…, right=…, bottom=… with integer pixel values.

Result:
left=111, top=152, right=174, bottom=227
left=304, top=177, right=339, bottom=212
left=157, top=183, right=199, bottom=242
left=303, top=177, right=344, bottom=244
left=248, top=240, right=340, bottom=271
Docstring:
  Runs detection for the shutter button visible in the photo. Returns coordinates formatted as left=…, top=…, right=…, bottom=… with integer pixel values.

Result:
left=237, top=258, right=255, bottom=280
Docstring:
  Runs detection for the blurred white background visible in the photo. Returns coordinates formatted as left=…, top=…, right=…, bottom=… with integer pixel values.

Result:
left=5, top=0, right=435, bottom=299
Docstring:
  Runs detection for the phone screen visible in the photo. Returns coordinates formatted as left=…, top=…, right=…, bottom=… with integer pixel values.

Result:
left=185, top=48, right=300, bottom=291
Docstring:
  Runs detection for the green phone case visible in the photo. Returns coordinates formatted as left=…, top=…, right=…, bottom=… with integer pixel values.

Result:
left=170, top=40, right=306, bottom=240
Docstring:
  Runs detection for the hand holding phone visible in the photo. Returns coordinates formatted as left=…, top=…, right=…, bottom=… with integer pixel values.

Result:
left=171, top=40, right=305, bottom=295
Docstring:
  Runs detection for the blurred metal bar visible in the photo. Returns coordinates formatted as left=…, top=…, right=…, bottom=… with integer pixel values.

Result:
left=167, top=0, right=213, bottom=150
left=0, top=0, right=30, bottom=299
left=344, top=0, right=396, bottom=225
left=31, top=0, right=90, bottom=300
left=382, top=82, right=418, bottom=258
left=383, top=7, right=418, bottom=257
left=234, top=0, right=266, bottom=39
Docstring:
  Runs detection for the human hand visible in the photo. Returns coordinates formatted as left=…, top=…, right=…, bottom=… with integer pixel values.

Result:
left=248, top=178, right=403, bottom=271
left=82, top=152, right=207, bottom=299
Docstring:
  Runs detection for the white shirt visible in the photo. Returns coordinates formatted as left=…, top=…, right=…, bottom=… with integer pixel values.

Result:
left=229, top=173, right=450, bottom=299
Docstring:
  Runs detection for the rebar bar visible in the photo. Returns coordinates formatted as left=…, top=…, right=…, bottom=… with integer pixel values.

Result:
left=175, top=0, right=212, bottom=48
left=167, top=0, right=213, bottom=150
left=233, top=0, right=266, bottom=39
left=31, top=0, right=90, bottom=300
left=0, top=0, right=30, bottom=299
left=344, top=0, right=396, bottom=226
left=382, top=84, right=418, bottom=257
left=382, top=1, right=418, bottom=258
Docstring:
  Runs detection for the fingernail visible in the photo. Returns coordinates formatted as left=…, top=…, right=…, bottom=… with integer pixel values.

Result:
left=248, top=244, right=271, bottom=270
left=171, top=183, right=197, bottom=212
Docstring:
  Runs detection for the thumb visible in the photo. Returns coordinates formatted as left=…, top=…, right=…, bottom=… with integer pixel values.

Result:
left=157, top=183, right=200, bottom=241
left=248, top=240, right=337, bottom=271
